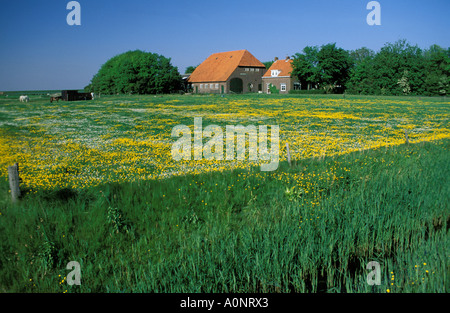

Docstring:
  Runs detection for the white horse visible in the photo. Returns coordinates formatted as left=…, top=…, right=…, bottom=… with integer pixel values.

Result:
left=19, top=95, right=29, bottom=102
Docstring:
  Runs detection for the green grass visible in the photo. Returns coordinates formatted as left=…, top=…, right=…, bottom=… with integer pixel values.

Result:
left=0, top=138, right=448, bottom=293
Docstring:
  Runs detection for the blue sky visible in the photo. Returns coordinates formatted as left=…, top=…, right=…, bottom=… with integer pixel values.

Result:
left=0, top=0, right=449, bottom=91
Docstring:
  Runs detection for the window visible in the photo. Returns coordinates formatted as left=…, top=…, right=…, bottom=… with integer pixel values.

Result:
left=271, top=70, right=280, bottom=77
left=215, top=83, right=219, bottom=89
left=256, top=68, right=260, bottom=72
left=200, top=84, right=203, bottom=89
left=280, top=83, right=287, bottom=91
left=205, top=84, right=209, bottom=89
left=245, top=68, right=250, bottom=71
left=250, top=68, right=254, bottom=72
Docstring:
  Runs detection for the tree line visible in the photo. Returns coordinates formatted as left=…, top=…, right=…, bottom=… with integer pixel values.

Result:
left=86, top=40, right=449, bottom=96
left=292, top=39, right=449, bottom=96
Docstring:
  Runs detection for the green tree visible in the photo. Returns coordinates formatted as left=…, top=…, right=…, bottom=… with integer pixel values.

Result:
left=347, top=40, right=430, bottom=96
left=346, top=56, right=377, bottom=95
left=317, top=43, right=352, bottom=92
left=263, top=61, right=274, bottom=69
left=373, top=40, right=425, bottom=95
left=346, top=48, right=377, bottom=94
left=423, top=44, right=450, bottom=96
left=185, top=66, right=197, bottom=74
left=87, top=50, right=181, bottom=95
left=293, top=44, right=351, bottom=92
left=292, top=46, right=321, bottom=90
left=349, top=47, right=375, bottom=67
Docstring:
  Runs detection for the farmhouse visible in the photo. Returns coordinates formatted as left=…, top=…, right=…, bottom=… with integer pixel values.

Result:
left=188, top=50, right=267, bottom=94
left=262, top=57, right=300, bottom=94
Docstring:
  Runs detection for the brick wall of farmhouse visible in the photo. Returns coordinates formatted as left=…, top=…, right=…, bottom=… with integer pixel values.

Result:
left=191, top=82, right=227, bottom=94
left=262, top=77, right=295, bottom=94
left=227, top=66, right=267, bottom=93
left=191, top=66, right=267, bottom=94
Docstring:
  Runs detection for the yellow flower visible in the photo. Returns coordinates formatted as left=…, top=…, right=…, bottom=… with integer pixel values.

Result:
left=386, top=289, right=390, bottom=293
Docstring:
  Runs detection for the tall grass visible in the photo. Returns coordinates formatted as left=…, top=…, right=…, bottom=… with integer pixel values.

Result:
left=0, top=139, right=448, bottom=293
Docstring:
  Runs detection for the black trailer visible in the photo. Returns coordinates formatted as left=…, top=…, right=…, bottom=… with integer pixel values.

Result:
left=61, top=90, right=93, bottom=101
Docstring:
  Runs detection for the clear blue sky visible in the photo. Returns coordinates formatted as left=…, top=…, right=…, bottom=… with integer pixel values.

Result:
left=0, top=0, right=449, bottom=91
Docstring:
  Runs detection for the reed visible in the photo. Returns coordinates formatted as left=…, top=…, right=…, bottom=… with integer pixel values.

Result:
left=0, top=137, right=448, bottom=293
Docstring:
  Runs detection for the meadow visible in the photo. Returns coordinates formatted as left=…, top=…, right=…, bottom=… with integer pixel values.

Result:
left=0, top=93, right=448, bottom=293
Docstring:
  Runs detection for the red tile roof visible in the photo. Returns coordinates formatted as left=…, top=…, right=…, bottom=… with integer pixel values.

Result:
left=262, top=58, right=294, bottom=78
left=188, top=50, right=265, bottom=83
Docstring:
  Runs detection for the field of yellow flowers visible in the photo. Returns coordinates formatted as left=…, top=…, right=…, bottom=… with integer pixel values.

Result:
left=0, top=93, right=448, bottom=191
left=0, top=93, right=448, bottom=294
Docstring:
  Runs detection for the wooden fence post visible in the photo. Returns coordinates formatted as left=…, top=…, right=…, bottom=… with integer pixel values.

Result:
left=8, top=163, right=21, bottom=202
left=286, top=142, right=292, bottom=167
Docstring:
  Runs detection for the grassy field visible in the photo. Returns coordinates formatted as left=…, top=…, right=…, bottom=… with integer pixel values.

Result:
left=0, top=93, right=448, bottom=293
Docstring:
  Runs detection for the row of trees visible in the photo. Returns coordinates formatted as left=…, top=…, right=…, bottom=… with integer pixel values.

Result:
left=292, top=40, right=449, bottom=96
left=86, top=41, right=449, bottom=96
